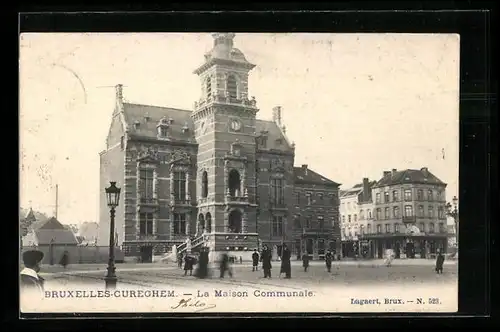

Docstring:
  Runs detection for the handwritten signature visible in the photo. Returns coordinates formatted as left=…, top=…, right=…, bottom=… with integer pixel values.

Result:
left=171, top=297, right=217, bottom=313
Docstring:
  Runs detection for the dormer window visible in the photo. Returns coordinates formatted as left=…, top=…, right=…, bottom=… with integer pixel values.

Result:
left=134, top=120, right=140, bottom=129
left=157, top=118, right=169, bottom=138
left=144, top=112, right=150, bottom=122
left=158, top=126, right=168, bottom=137
left=182, top=122, right=189, bottom=133
left=276, top=138, right=283, bottom=145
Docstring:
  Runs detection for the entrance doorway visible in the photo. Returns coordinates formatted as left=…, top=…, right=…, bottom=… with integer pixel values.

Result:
left=377, top=241, right=383, bottom=259
left=405, top=242, right=415, bottom=259
left=395, top=242, right=401, bottom=259
left=140, top=246, right=153, bottom=263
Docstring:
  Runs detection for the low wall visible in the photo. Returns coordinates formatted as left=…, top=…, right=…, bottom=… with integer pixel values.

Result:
left=21, top=245, right=125, bottom=265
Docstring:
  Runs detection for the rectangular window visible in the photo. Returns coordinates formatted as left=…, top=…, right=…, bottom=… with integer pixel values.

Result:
left=173, top=171, right=186, bottom=201
left=160, top=127, right=168, bottom=137
left=427, top=190, right=433, bottom=201
left=429, top=223, right=435, bottom=233
left=393, top=206, right=399, bottom=218
left=418, top=205, right=424, bottom=217
left=439, top=222, right=445, bottom=233
left=404, top=189, right=412, bottom=201
left=376, top=224, right=382, bottom=234
left=318, top=193, right=324, bottom=204
left=376, top=208, right=381, bottom=220
left=271, top=178, right=285, bottom=205
left=318, top=217, right=324, bottom=229
left=385, top=224, right=391, bottom=233
left=392, top=190, right=399, bottom=202
left=419, top=222, right=425, bottom=232
left=272, top=216, right=283, bottom=236
left=139, top=169, right=154, bottom=200
left=384, top=207, right=389, bottom=219
left=428, top=206, right=434, bottom=218
left=139, top=213, right=154, bottom=235
left=384, top=192, right=389, bottom=203
left=294, top=215, right=301, bottom=229
left=173, top=213, right=186, bottom=235
left=367, top=224, right=372, bottom=234
left=375, top=193, right=381, bottom=204
left=395, top=223, right=400, bottom=233
left=360, top=226, right=364, bottom=235
left=438, top=207, right=444, bottom=219
left=404, top=205, right=413, bottom=217
left=417, top=189, right=423, bottom=201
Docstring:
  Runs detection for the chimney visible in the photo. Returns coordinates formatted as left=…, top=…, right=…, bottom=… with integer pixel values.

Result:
left=272, top=106, right=282, bottom=126
left=116, top=84, right=123, bottom=103
left=392, top=168, right=397, bottom=175
left=383, top=171, right=391, bottom=178
left=421, top=167, right=428, bottom=175
left=302, top=164, right=308, bottom=175
left=362, top=178, right=370, bottom=201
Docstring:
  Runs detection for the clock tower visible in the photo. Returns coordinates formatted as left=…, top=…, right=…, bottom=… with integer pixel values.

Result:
left=191, top=33, right=259, bottom=258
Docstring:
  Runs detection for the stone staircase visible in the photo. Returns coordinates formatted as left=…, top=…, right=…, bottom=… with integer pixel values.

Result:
left=177, top=234, right=206, bottom=255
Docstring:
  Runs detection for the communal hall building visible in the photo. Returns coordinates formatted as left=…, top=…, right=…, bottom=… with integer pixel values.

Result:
left=98, top=33, right=341, bottom=262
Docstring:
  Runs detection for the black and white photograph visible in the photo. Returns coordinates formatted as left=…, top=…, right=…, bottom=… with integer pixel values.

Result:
left=20, top=32, right=459, bottom=313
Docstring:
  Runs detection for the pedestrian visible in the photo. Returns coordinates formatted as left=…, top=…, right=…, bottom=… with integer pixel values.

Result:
left=184, top=254, right=194, bottom=276
left=219, top=253, right=233, bottom=278
left=252, top=249, right=259, bottom=271
left=302, top=251, right=310, bottom=272
left=195, top=248, right=210, bottom=279
left=435, top=250, right=445, bottom=274
left=261, top=245, right=272, bottom=278
left=325, top=250, right=333, bottom=272
left=384, top=249, right=394, bottom=267
left=20, top=250, right=45, bottom=295
left=177, top=253, right=184, bottom=269
left=280, top=244, right=292, bottom=279
left=59, top=250, right=69, bottom=269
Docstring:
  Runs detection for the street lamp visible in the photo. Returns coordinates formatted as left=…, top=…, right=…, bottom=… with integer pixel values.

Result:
left=104, top=181, right=121, bottom=289
left=446, top=195, right=459, bottom=246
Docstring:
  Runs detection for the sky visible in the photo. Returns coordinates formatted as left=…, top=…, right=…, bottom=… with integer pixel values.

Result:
left=19, top=33, right=460, bottom=225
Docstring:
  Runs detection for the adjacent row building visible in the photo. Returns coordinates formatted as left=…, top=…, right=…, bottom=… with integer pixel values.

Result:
left=340, top=168, right=449, bottom=259
left=98, top=33, right=341, bottom=262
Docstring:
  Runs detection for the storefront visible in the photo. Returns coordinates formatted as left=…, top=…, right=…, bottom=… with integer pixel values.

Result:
left=359, top=233, right=447, bottom=259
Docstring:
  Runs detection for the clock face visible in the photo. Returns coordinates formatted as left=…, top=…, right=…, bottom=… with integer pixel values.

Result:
left=230, top=119, right=241, bottom=131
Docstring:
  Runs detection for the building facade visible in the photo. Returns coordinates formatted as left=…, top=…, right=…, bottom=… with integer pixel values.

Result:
left=98, top=33, right=341, bottom=262
left=360, top=168, right=448, bottom=259
left=339, top=178, right=375, bottom=258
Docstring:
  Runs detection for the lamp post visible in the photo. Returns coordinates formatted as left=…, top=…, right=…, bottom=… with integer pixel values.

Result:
left=104, top=181, right=121, bottom=289
left=446, top=195, right=459, bottom=247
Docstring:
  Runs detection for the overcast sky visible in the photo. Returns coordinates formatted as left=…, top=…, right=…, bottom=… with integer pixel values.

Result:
left=19, top=33, right=459, bottom=224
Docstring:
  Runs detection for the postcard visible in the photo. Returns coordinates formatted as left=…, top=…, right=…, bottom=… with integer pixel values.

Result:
left=19, top=32, right=459, bottom=314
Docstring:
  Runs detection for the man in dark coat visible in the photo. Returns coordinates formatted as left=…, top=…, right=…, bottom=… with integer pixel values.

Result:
left=261, top=245, right=272, bottom=278
left=435, top=250, right=445, bottom=274
left=20, top=250, right=45, bottom=295
left=280, top=244, right=292, bottom=279
left=59, top=250, right=69, bottom=269
left=325, top=250, right=333, bottom=272
left=302, top=252, right=310, bottom=272
left=252, top=249, right=259, bottom=271
left=219, top=253, right=233, bottom=278
left=184, top=254, right=195, bottom=276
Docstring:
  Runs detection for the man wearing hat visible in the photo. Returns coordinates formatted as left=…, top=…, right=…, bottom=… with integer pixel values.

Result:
left=20, top=250, right=45, bottom=293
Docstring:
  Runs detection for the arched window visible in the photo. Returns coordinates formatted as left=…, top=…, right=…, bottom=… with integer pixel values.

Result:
left=228, top=169, right=241, bottom=196
left=228, top=209, right=242, bottom=233
left=201, top=171, right=208, bottom=198
left=227, top=75, right=238, bottom=99
left=205, top=212, right=212, bottom=233
left=205, top=77, right=212, bottom=98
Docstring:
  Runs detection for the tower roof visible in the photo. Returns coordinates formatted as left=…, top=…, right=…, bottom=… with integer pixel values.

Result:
left=194, top=33, right=255, bottom=75
left=24, top=208, right=37, bottom=222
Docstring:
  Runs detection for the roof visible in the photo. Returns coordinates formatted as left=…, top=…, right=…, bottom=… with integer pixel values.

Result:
left=24, top=208, right=37, bottom=222
left=123, top=103, right=196, bottom=143
left=293, top=167, right=340, bottom=187
left=374, top=168, right=446, bottom=188
left=341, top=180, right=377, bottom=198
left=33, top=229, right=79, bottom=245
left=22, top=217, right=78, bottom=245
left=122, top=103, right=292, bottom=152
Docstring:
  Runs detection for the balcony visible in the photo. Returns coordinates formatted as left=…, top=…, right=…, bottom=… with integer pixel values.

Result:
left=170, top=198, right=192, bottom=207
left=302, top=227, right=333, bottom=235
left=270, top=200, right=287, bottom=211
left=138, top=197, right=159, bottom=207
left=137, top=234, right=158, bottom=241
left=402, top=216, right=417, bottom=223
left=225, top=195, right=249, bottom=206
